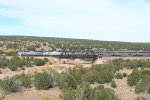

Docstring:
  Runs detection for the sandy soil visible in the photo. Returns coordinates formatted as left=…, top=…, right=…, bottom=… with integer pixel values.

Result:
left=2, top=87, right=61, bottom=100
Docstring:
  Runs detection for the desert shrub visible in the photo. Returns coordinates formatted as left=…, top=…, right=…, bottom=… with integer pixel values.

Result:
left=111, top=81, right=117, bottom=88
left=47, top=69, right=60, bottom=86
left=44, top=58, right=49, bottom=63
left=123, top=73, right=127, bottom=77
left=34, top=72, right=53, bottom=90
left=35, top=43, right=40, bottom=48
left=135, top=96, right=147, bottom=100
left=0, top=77, right=23, bottom=93
left=115, top=73, right=123, bottom=79
left=14, top=73, right=31, bottom=87
left=135, top=80, right=150, bottom=94
left=68, top=67, right=86, bottom=84
left=0, top=56, right=34, bottom=70
left=60, top=73, right=77, bottom=90
left=43, top=42, right=47, bottom=46
left=83, top=70, right=99, bottom=83
left=83, top=69, right=113, bottom=84
left=8, top=64, right=18, bottom=71
left=0, top=70, right=2, bottom=74
left=90, top=85, right=118, bottom=100
left=0, top=43, right=2, bottom=47
left=34, top=58, right=45, bottom=66
left=0, top=74, right=31, bottom=93
left=61, top=89, right=75, bottom=100
left=135, top=81, right=145, bottom=94
left=26, top=46, right=36, bottom=51
left=4, top=52, right=17, bottom=56
left=127, top=69, right=141, bottom=86
left=0, top=79, right=2, bottom=86
left=128, top=70, right=150, bottom=94
left=76, top=82, right=91, bottom=100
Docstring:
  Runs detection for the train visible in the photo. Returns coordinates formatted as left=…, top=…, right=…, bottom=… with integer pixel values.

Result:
left=17, top=50, right=150, bottom=57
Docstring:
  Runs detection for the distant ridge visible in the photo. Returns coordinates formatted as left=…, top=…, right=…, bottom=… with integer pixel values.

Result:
left=0, top=36, right=150, bottom=51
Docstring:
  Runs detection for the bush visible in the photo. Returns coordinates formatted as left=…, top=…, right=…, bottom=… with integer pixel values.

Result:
left=8, top=64, right=18, bottom=71
left=127, top=69, right=141, bottom=86
left=90, top=85, right=118, bottom=100
left=135, top=82, right=145, bottom=94
left=83, top=70, right=113, bottom=84
left=34, top=58, right=45, bottom=66
left=61, top=89, right=75, bottom=100
left=47, top=69, right=60, bottom=86
left=0, top=74, right=31, bottom=93
left=123, top=73, right=127, bottom=77
left=135, top=96, right=147, bottom=100
left=34, top=72, right=53, bottom=90
left=76, top=82, right=91, bottom=100
left=14, top=73, right=31, bottom=87
left=0, top=77, right=23, bottom=93
left=44, top=58, right=49, bottom=63
left=115, top=73, right=123, bottom=79
left=68, top=67, right=86, bottom=84
left=60, top=73, right=77, bottom=90
left=111, top=81, right=117, bottom=88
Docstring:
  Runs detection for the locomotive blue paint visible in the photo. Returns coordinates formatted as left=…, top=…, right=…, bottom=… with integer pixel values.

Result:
left=43, top=51, right=63, bottom=56
left=18, top=51, right=43, bottom=56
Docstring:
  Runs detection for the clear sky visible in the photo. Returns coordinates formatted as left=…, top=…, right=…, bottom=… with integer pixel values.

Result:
left=0, top=0, right=150, bottom=42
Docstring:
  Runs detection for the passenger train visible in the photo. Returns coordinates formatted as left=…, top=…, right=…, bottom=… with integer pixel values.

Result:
left=17, top=50, right=150, bottom=57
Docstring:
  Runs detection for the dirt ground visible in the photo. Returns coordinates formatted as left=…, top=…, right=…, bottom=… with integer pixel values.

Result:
left=1, top=87, right=61, bottom=100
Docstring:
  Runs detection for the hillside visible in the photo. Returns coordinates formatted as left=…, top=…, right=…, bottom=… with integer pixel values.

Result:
left=0, top=36, right=150, bottom=51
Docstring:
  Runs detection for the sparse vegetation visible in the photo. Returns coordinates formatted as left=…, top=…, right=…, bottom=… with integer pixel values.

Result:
left=135, top=96, right=147, bottom=100
left=1, top=35, right=150, bottom=100
left=115, top=73, right=123, bottom=79
left=0, top=56, right=48, bottom=71
left=2, top=36, right=150, bottom=51
left=111, top=81, right=117, bottom=88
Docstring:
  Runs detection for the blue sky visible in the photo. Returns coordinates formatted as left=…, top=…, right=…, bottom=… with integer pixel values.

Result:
left=0, top=0, right=150, bottom=42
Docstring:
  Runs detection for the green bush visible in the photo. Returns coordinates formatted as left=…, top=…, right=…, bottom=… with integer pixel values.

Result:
left=111, top=81, right=117, bottom=88
left=83, top=70, right=113, bottom=84
left=127, top=69, right=141, bottom=86
left=135, top=82, right=145, bottom=94
left=67, top=67, right=85, bottom=84
left=34, top=58, right=45, bottom=66
left=0, top=56, right=35, bottom=71
left=123, top=73, right=127, bottom=77
left=47, top=69, right=60, bottom=86
left=14, top=73, right=31, bottom=87
left=0, top=77, right=23, bottom=93
left=8, top=64, right=18, bottom=71
left=115, top=73, right=123, bottom=79
left=135, top=96, right=147, bottom=100
left=76, top=82, right=91, bottom=100
left=0, top=74, right=31, bottom=93
left=90, top=85, right=118, bottom=100
left=34, top=72, right=53, bottom=90
left=60, top=73, right=77, bottom=90
left=44, top=58, right=49, bottom=63
left=61, top=89, right=75, bottom=100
